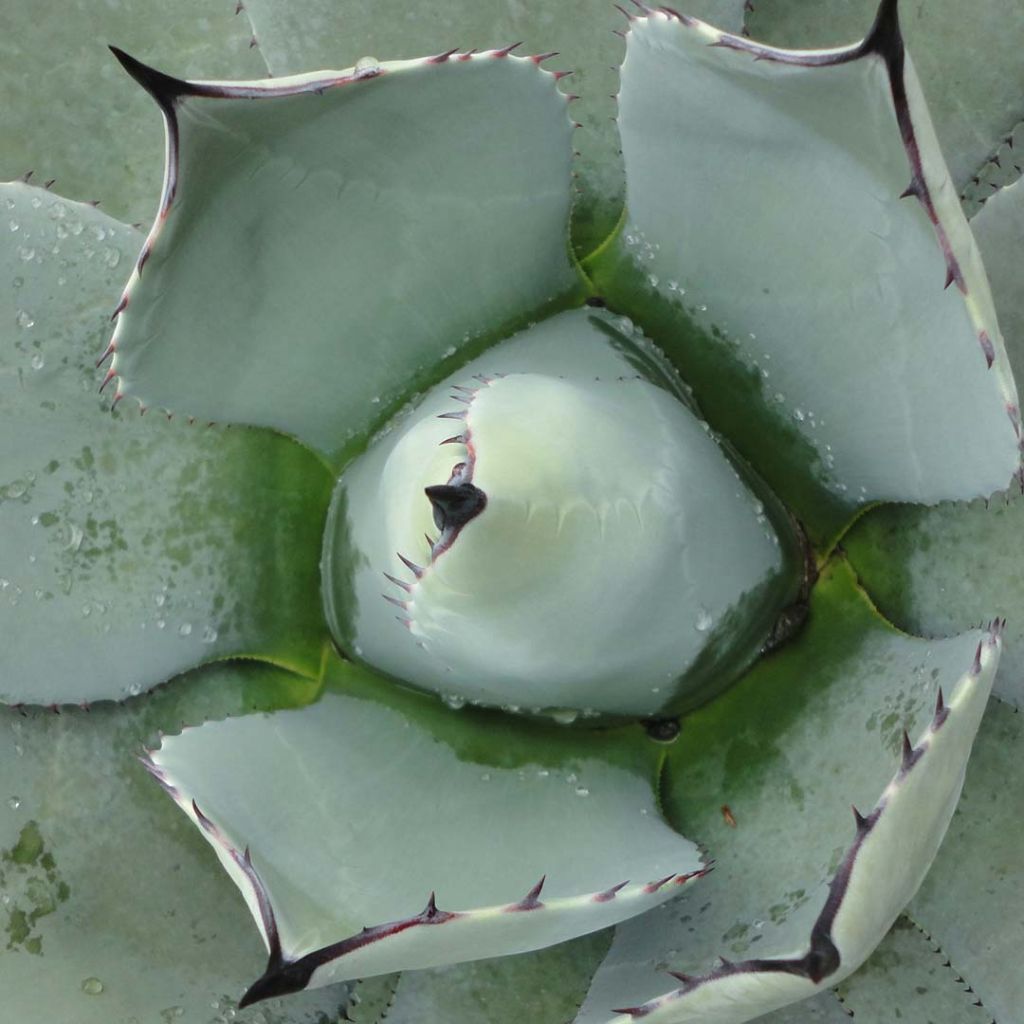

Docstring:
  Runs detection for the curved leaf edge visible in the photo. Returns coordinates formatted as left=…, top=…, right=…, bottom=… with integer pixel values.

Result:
left=138, top=745, right=708, bottom=1008
left=601, top=614, right=1004, bottom=1023
left=628, top=0, right=1016, bottom=424
left=99, top=46, right=587, bottom=463
left=591, top=0, right=1022, bottom=522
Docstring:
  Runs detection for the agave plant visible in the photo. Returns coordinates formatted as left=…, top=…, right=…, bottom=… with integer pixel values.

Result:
left=3, top=0, right=1024, bottom=1022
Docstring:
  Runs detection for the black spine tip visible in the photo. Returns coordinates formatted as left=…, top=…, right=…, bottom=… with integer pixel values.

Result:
left=424, top=482, right=487, bottom=533
left=108, top=46, right=189, bottom=108
left=862, top=0, right=903, bottom=63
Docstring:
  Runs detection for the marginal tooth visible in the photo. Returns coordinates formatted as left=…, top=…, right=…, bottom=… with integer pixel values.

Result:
left=593, top=881, right=629, bottom=903
left=644, top=874, right=675, bottom=894
left=971, top=640, right=983, bottom=676
left=428, top=47, right=460, bottom=64
left=383, top=572, right=413, bottom=593
left=900, top=730, right=917, bottom=771
left=509, top=875, right=546, bottom=911
left=397, top=553, right=425, bottom=578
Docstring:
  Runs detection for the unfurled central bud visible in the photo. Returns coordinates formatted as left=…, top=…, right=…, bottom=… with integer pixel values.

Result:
left=322, top=312, right=800, bottom=718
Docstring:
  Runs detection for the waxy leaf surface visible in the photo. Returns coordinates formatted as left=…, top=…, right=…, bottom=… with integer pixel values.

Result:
left=107, top=51, right=583, bottom=461
left=149, top=652, right=704, bottom=1001
left=0, top=184, right=331, bottom=705
left=576, top=560, right=999, bottom=1024
left=593, top=5, right=1019, bottom=545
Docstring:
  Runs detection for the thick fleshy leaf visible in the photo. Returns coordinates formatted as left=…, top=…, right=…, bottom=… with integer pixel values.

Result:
left=745, top=0, right=1024, bottom=196
left=905, top=698, right=1024, bottom=1022
left=591, top=3, right=1020, bottom=547
left=0, top=659, right=346, bottom=1024
left=237, top=0, right=748, bottom=255
left=961, top=121, right=1024, bottom=217
left=382, top=932, right=611, bottom=1024
left=575, top=558, right=1000, bottom=1024
left=833, top=917, right=992, bottom=1023
left=754, top=993, right=850, bottom=1024
left=0, top=183, right=331, bottom=705
left=842, top=176, right=1024, bottom=708
left=146, top=651, right=705, bottom=1002
left=0, top=0, right=266, bottom=221
left=971, top=176, right=1024, bottom=386
left=843, top=493, right=1024, bottom=709
left=325, top=308, right=801, bottom=717
left=105, top=49, right=583, bottom=461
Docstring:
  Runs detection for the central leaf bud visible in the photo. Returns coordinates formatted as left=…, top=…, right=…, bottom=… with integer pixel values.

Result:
left=323, top=311, right=801, bottom=717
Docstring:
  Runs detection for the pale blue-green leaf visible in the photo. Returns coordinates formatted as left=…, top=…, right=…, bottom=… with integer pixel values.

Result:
left=327, top=308, right=800, bottom=717
left=905, top=699, right=1024, bottom=1023
left=344, top=974, right=400, bottom=1024
left=972, top=176, right=1024, bottom=385
left=754, top=993, right=850, bottom=1024
left=109, top=51, right=583, bottom=462
left=961, top=121, right=1024, bottom=216
left=0, top=183, right=331, bottom=705
left=843, top=493, right=1024, bottom=709
left=0, top=660, right=342, bottom=1024
left=238, top=0, right=747, bottom=256
left=575, top=559, right=999, bottom=1024
left=843, top=175, right=1024, bottom=708
left=147, top=651, right=704, bottom=998
left=0, top=0, right=266, bottom=222
left=745, top=0, right=1024, bottom=194
left=833, top=916, right=991, bottom=1023
left=382, top=932, right=611, bottom=1024
left=593, top=7, right=1019, bottom=548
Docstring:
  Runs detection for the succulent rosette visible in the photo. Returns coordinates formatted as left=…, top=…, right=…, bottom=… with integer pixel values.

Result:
left=3, top=0, right=1024, bottom=1022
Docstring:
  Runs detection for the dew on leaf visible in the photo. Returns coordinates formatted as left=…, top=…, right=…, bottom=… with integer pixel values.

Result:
left=81, top=977, right=104, bottom=996
left=178, top=622, right=192, bottom=637
left=694, top=606, right=713, bottom=633
left=7, top=796, right=21, bottom=810
left=15, top=310, right=34, bottom=329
